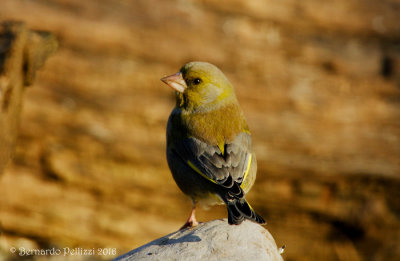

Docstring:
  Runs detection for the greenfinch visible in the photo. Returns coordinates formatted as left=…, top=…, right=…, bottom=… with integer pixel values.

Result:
left=161, top=61, right=265, bottom=228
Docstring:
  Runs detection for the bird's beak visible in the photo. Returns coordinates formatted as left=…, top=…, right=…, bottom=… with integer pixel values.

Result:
left=161, top=72, right=187, bottom=93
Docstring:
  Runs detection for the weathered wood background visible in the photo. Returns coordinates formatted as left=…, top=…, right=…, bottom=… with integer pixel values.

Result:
left=0, top=1, right=399, bottom=260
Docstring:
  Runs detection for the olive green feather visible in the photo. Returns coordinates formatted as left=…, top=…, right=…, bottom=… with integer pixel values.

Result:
left=165, top=61, right=265, bottom=225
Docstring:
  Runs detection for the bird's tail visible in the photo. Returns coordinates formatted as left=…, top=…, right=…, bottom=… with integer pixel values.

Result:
left=226, top=198, right=266, bottom=225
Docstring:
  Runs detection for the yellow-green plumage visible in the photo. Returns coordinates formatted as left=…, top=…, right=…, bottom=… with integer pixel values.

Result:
left=162, top=61, right=265, bottom=226
left=169, top=103, right=249, bottom=153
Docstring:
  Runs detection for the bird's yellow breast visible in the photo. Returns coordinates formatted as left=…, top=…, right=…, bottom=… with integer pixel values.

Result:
left=183, top=103, right=249, bottom=148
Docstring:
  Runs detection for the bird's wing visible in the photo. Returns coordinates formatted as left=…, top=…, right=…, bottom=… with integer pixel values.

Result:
left=171, top=131, right=265, bottom=225
left=172, top=132, right=253, bottom=189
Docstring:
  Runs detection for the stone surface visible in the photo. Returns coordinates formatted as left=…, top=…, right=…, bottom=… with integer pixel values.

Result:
left=114, top=219, right=283, bottom=261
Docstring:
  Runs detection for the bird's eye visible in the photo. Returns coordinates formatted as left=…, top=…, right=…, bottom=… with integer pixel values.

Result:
left=193, top=78, right=202, bottom=85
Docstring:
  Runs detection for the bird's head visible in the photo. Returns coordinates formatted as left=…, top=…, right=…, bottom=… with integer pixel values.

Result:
left=161, top=61, right=236, bottom=111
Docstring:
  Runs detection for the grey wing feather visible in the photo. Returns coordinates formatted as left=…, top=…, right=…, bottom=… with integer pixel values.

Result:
left=172, top=132, right=252, bottom=186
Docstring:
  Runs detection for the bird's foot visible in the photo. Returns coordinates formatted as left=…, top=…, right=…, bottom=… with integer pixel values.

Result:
left=179, top=207, right=199, bottom=230
left=179, top=219, right=199, bottom=230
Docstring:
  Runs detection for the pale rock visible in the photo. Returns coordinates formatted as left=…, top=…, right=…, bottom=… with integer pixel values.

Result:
left=114, top=219, right=284, bottom=261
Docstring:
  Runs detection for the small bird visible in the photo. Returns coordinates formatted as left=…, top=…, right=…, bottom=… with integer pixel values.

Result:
left=161, top=61, right=265, bottom=228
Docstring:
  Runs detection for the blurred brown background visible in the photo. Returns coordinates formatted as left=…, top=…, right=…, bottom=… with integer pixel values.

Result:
left=0, top=0, right=400, bottom=260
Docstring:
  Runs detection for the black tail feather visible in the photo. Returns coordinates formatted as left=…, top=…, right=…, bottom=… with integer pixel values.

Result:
left=226, top=198, right=266, bottom=225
